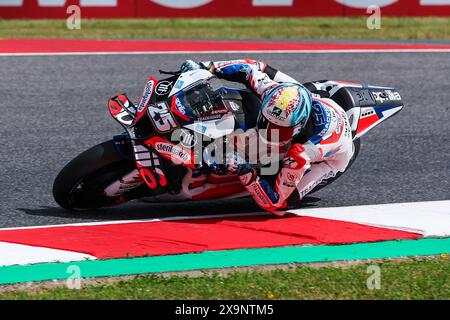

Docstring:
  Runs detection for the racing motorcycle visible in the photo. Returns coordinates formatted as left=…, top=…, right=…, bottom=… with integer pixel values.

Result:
left=53, top=68, right=404, bottom=210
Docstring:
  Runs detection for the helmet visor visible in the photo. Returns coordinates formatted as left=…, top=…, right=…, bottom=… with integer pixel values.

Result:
left=257, top=116, right=294, bottom=147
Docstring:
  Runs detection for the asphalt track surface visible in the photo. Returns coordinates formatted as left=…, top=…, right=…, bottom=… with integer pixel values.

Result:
left=0, top=52, right=449, bottom=228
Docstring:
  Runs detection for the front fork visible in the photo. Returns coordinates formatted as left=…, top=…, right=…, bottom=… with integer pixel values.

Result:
left=111, top=132, right=186, bottom=197
left=101, top=133, right=144, bottom=199
left=113, top=132, right=134, bottom=161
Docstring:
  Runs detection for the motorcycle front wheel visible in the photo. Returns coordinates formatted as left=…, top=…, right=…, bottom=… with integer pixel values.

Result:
left=53, top=140, right=136, bottom=210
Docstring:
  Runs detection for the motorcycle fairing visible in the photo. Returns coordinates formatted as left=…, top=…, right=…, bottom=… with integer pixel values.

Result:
left=168, top=69, right=215, bottom=97
left=170, top=95, right=191, bottom=122
left=183, top=113, right=236, bottom=139
left=135, top=77, right=158, bottom=123
left=104, top=169, right=143, bottom=197
left=133, top=142, right=167, bottom=189
left=144, top=136, right=196, bottom=169
left=109, top=69, right=252, bottom=194
left=108, top=94, right=136, bottom=129
left=307, top=80, right=404, bottom=140
left=355, top=105, right=403, bottom=138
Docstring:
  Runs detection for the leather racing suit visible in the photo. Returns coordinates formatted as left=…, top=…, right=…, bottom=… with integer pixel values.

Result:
left=200, top=59, right=355, bottom=214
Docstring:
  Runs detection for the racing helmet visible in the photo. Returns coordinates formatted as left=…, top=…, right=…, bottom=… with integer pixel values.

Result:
left=257, top=83, right=312, bottom=148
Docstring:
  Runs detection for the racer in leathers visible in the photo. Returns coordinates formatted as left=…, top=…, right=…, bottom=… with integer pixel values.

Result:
left=145, top=59, right=354, bottom=214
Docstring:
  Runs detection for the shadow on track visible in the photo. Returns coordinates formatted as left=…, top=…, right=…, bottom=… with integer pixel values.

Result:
left=17, top=197, right=322, bottom=222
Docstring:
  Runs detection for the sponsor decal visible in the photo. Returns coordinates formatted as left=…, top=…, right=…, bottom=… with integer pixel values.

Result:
left=263, top=87, right=301, bottom=127
left=287, top=172, right=296, bottom=182
left=270, top=107, right=283, bottom=117
left=252, top=184, right=270, bottom=206
left=105, top=170, right=143, bottom=197
left=299, top=170, right=336, bottom=198
left=372, top=91, right=387, bottom=103
left=174, top=80, right=185, bottom=89
left=283, top=157, right=298, bottom=169
left=170, top=95, right=190, bottom=122
left=282, top=172, right=297, bottom=188
left=387, top=90, right=402, bottom=101
left=155, top=80, right=173, bottom=96
left=178, top=129, right=197, bottom=148
left=265, top=106, right=287, bottom=126
left=198, top=114, right=223, bottom=121
left=172, top=96, right=189, bottom=118
left=312, top=102, right=332, bottom=136
left=175, top=97, right=185, bottom=114
left=155, top=141, right=191, bottom=164
left=137, top=79, right=155, bottom=113
left=344, top=118, right=351, bottom=137
left=195, top=123, right=208, bottom=134
left=335, top=115, right=342, bottom=134
left=372, top=89, right=402, bottom=103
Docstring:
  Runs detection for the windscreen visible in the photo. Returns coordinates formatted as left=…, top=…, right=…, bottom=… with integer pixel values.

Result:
left=180, top=76, right=228, bottom=119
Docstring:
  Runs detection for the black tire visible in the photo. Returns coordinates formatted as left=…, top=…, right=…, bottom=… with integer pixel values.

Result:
left=308, top=138, right=361, bottom=195
left=53, top=140, right=136, bottom=210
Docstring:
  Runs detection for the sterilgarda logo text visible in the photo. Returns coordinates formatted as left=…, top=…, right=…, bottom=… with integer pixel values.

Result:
left=138, top=80, right=155, bottom=112
left=155, top=142, right=191, bottom=163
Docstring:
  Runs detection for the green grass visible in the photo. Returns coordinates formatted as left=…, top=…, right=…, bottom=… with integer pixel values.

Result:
left=1, top=258, right=449, bottom=300
left=1, top=17, right=450, bottom=40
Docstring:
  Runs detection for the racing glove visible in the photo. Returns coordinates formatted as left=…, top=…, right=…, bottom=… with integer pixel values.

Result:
left=201, top=150, right=252, bottom=176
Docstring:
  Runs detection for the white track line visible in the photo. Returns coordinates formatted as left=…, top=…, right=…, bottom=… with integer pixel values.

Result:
left=289, top=200, right=450, bottom=237
left=1, top=200, right=449, bottom=237
left=1, top=49, right=450, bottom=57
left=0, top=211, right=269, bottom=231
